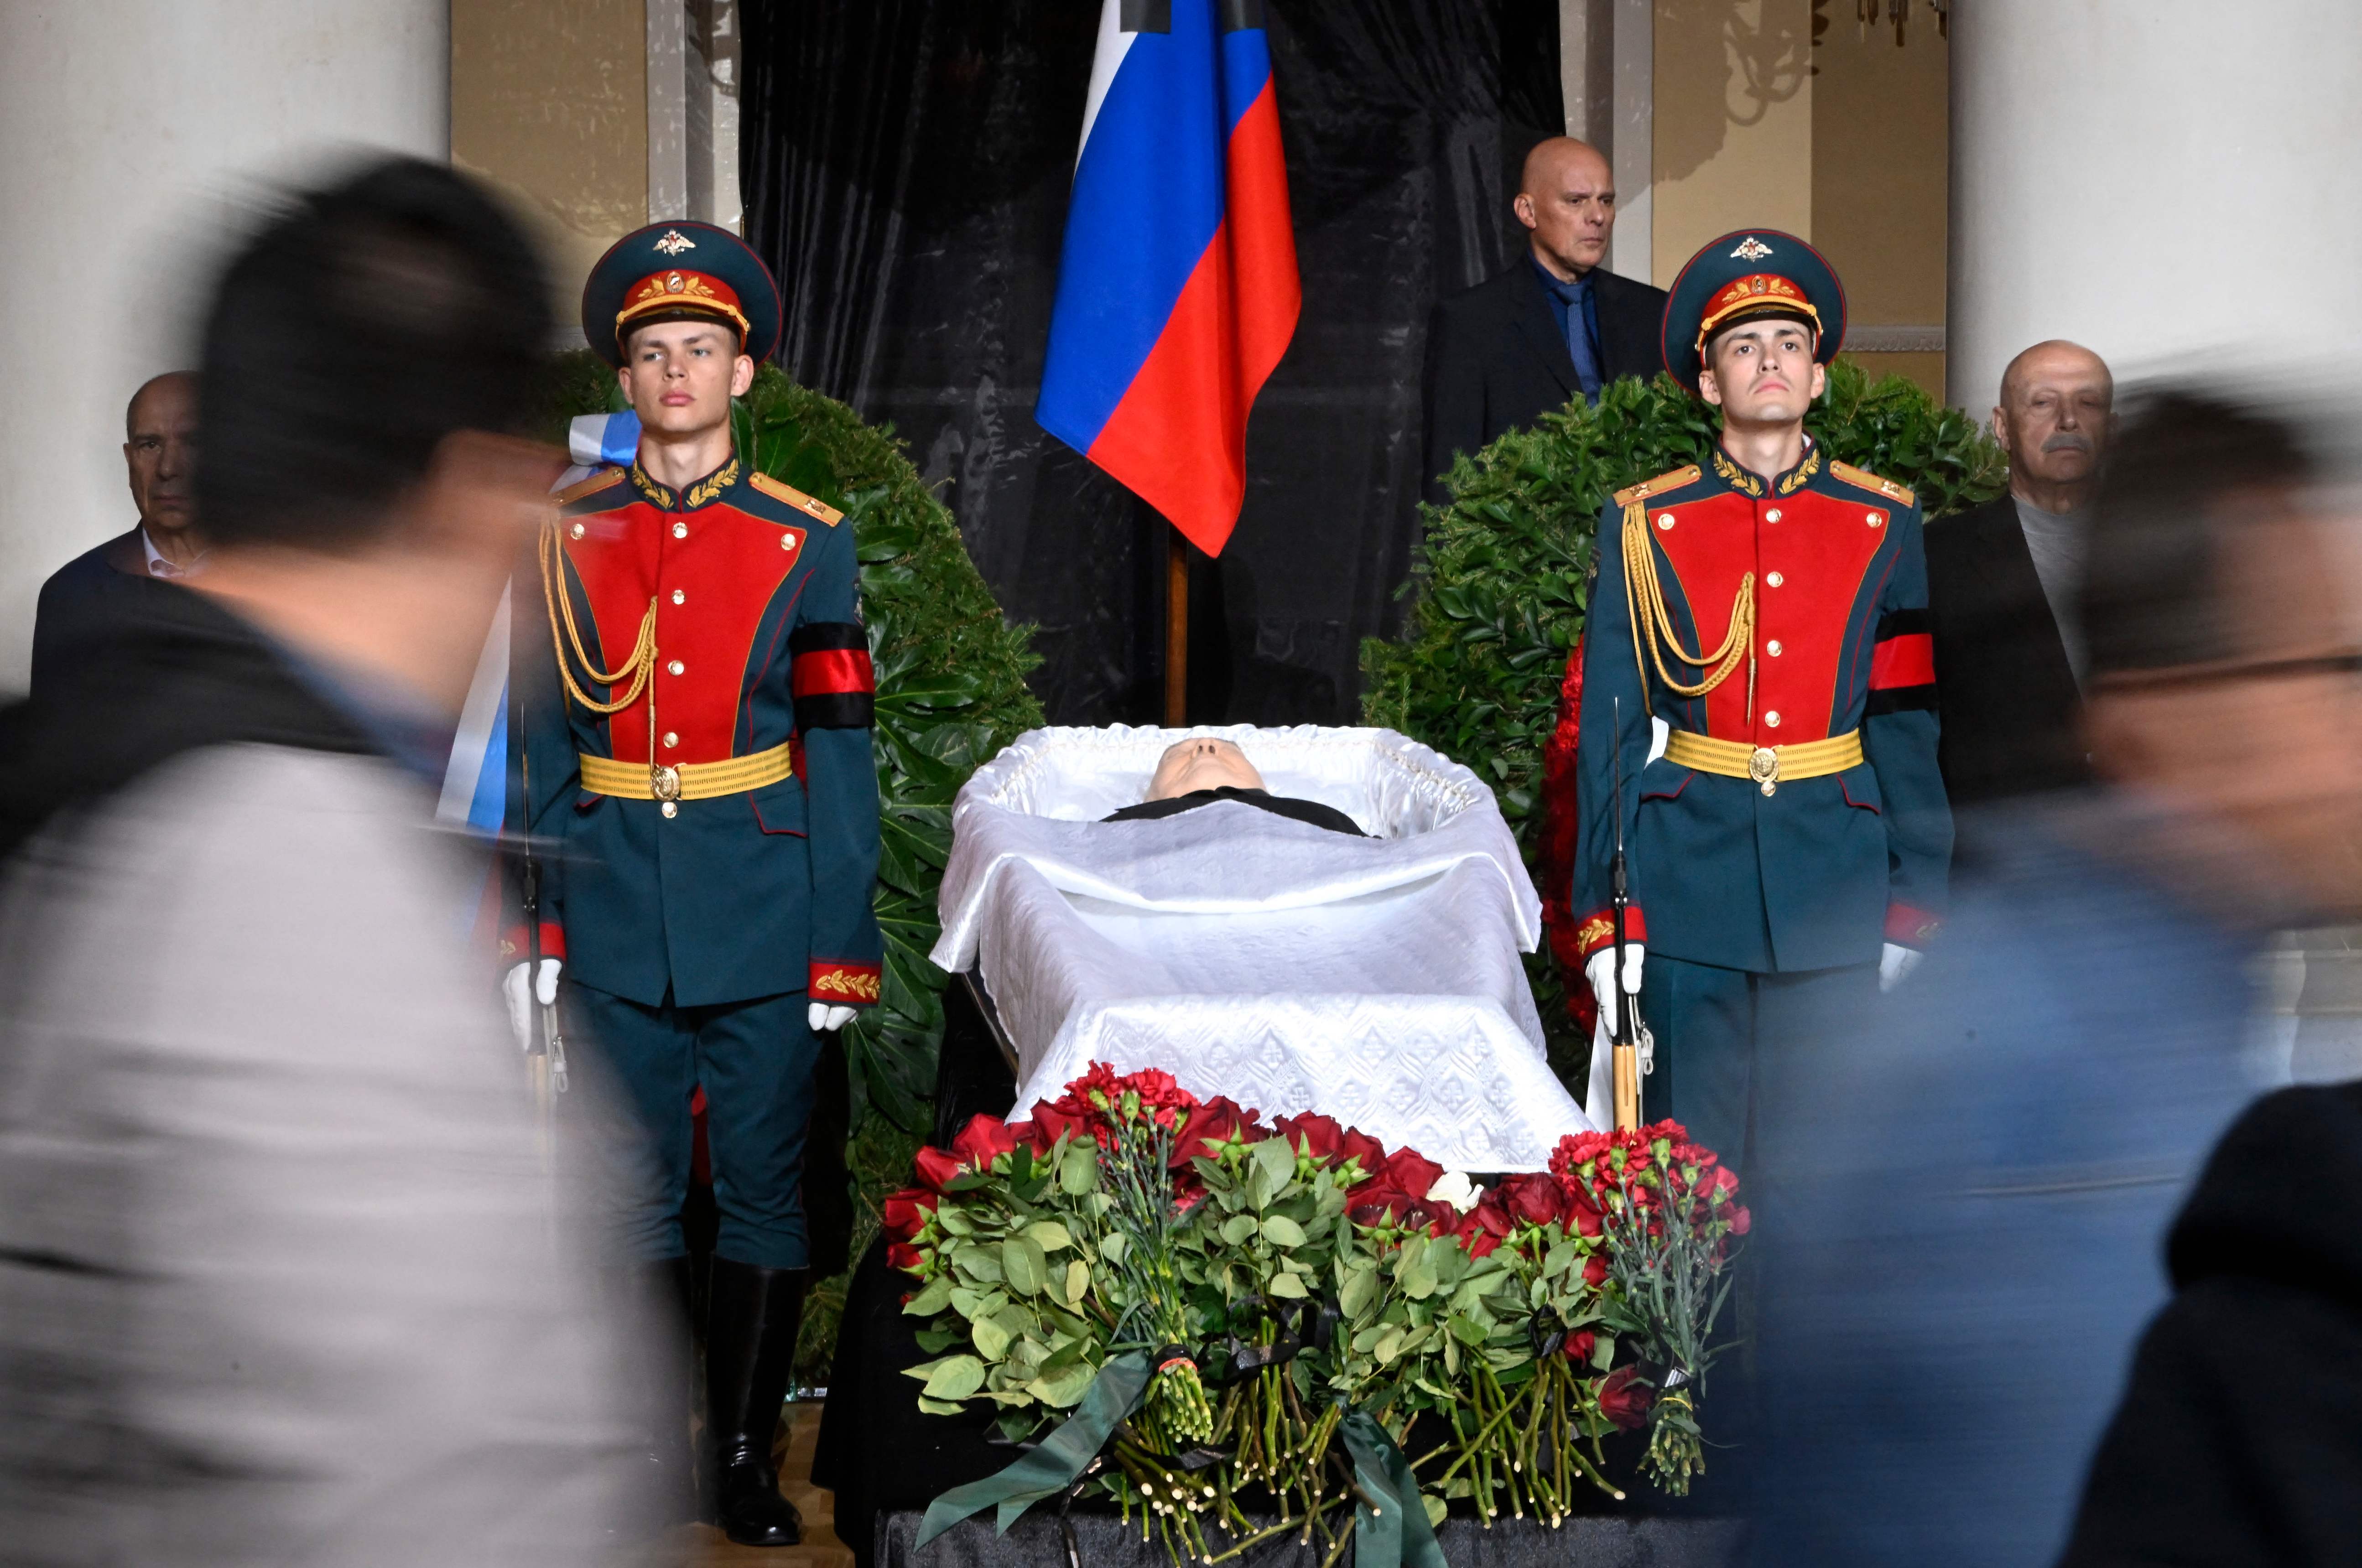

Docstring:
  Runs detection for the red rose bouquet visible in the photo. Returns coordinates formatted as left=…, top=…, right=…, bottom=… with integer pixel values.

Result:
left=888, top=1070, right=1746, bottom=1562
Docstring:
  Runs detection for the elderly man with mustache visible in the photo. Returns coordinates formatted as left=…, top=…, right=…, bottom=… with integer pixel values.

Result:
left=1926, top=340, right=2116, bottom=805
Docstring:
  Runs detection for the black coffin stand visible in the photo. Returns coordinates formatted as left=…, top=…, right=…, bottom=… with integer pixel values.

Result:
left=813, top=979, right=1747, bottom=1567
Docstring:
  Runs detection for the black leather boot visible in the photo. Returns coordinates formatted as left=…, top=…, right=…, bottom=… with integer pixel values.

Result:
left=705, top=1256, right=809, bottom=1547
left=618, top=1257, right=701, bottom=1527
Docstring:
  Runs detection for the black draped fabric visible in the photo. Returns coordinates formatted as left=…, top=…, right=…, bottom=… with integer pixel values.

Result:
left=743, top=0, right=1562, bottom=724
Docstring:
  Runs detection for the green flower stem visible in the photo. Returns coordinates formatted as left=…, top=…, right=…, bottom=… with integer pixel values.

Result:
left=1433, top=1384, right=1519, bottom=1491
left=1202, top=1513, right=1303, bottom=1564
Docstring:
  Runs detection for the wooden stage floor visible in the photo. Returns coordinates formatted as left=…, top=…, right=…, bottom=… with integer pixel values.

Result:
left=651, top=1402, right=854, bottom=1568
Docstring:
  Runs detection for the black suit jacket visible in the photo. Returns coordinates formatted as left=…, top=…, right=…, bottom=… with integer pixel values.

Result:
left=28, top=528, right=184, bottom=700
left=1421, top=260, right=1669, bottom=498
left=1924, top=494, right=2089, bottom=806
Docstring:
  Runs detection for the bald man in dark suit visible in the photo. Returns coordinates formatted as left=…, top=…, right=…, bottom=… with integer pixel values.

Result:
left=1421, top=138, right=1668, bottom=498
left=30, top=372, right=203, bottom=696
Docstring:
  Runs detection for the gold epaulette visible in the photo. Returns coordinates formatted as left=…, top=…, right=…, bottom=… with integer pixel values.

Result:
left=750, top=471, right=844, bottom=526
left=1827, top=460, right=1915, bottom=509
left=555, top=467, right=626, bottom=506
left=1612, top=465, right=1702, bottom=507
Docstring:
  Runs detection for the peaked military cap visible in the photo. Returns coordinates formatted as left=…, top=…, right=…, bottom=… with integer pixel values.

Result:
left=581, top=220, right=782, bottom=367
left=1660, top=228, right=1847, bottom=391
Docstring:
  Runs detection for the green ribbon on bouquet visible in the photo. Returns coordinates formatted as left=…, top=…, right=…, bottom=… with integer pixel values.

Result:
left=1337, top=1410, right=1448, bottom=1568
left=915, top=1349, right=1154, bottom=1546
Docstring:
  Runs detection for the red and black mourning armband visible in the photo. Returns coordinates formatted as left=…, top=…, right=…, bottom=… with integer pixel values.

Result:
left=790, top=623, right=875, bottom=730
left=1866, top=607, right=1937, bottom=716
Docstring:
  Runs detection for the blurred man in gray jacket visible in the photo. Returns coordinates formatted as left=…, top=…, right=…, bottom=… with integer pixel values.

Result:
left=0, top=159, right=644, bottom=1565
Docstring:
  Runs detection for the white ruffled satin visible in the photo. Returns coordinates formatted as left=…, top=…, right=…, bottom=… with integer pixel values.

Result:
left=931, top=725, right=1595, bottom=1170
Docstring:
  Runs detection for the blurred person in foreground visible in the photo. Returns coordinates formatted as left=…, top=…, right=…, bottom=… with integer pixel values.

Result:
left=1749, top=389, right=2362, bottom=1567
left=28, top=371, right=203, bottom=696
left=2059, top=1067, right=2362, bottom=1563
left=0, top=159, right=640, bottom=1563
left=1926, top=339, right=2113, bottom=805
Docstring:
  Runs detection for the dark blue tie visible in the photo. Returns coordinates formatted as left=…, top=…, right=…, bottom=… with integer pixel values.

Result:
left=1556, top=274, right=1603, bottom=399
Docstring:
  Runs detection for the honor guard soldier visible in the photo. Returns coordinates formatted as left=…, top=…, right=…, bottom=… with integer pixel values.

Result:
left=508, top=220, right=881, bottom=1547
left=1572, top=230, right=1951, bottom=1171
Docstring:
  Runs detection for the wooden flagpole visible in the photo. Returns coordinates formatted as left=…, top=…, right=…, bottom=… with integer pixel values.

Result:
left=1165, top=523, right=1189, bottom=725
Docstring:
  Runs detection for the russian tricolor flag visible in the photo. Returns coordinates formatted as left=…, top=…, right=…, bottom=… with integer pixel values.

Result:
left=1035, top=0, right=1300, bottom=558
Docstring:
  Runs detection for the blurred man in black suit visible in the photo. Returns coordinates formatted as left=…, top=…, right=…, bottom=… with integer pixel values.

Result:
left=1926, top=340, right=2113, bottom=805
left=29, top=372, right=203, bottom=696
left=1421, top=137, right=1669, bottom=497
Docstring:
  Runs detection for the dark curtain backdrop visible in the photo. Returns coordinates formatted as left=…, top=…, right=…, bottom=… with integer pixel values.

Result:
left=743, top=0, right=1562, bottom=724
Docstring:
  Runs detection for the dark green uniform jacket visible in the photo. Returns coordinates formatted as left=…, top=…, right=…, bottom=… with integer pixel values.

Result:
left=512, top=453, right=883, bottom=1009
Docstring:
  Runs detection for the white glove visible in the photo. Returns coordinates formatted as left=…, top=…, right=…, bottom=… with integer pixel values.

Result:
left=809, top=1002, right=857, bottom=1033
left=1879, top=941, right=1923, bottom=992
left=503, top=958, right=561, bottom=1051
left=1584, top=945, right=1645, bottom=1036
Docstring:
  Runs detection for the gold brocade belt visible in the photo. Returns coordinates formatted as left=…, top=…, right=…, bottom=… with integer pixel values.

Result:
left=578, top=740, right=794, bottom=803
left=1662, top=728, right=1862, bottom=798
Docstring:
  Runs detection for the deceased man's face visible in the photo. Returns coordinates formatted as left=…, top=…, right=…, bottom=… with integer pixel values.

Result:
left=1146, top=737, right=1264, bottom=801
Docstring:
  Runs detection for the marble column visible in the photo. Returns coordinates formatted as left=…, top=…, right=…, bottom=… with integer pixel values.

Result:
left=1947, top=1, right=2362, bottom=411
left=0, top=0, right=448, bottom=689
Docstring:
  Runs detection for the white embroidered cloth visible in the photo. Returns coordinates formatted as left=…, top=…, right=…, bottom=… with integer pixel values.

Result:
left=929, top=725, right=1595, bottom=1170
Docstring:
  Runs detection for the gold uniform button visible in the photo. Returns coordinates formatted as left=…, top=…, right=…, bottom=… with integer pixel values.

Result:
left=671, top=589, right=686, bottom=605
left=667, top=659, right=685, bottom=676
left=662, top=731, right=678, bottom=748
left=568, top=521, right=585, bottom=540
left=1765, top=508, right=1782, bottom=523
left=1657, top=512, right=1675, bottom=530
left=1766, top=571, right=1784, bottom=587
left=1765, top=711, right=1783, bottom=728
left=671, top=521, right=689, bottom=539
left=661, top=800, right=678, bottom=819
left=1767, top=640, right=1784, bottom=656
left=1867, top=511, right=1884, bottom=527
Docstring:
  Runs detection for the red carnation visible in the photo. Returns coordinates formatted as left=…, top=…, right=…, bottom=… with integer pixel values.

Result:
left=1067, top=1063, right=1202, bottom=1128
left=1727, top=1203, right=1752, bottom=1236
left=913, top=1144, right=964, bottom=1193
left=1582, top=1251, right=1609, bottom=1288
left=1550, top=1131, right=1611, bottom=1180
left=950, top=1113, right=1017, bottom=1172
left=1274, top=1111, right=1345, bottom=1163
left=1498, top=1172, right=1566, bottom=1227
left=880, top=1187, right=938, bottom=1243
left=1597, top=1365, right=1654, bottom=1431
left=1562, top=1329, right=1596, bottom=1365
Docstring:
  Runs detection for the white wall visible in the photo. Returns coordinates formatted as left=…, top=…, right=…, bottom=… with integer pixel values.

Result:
left=1948, top=2, right=2362, bottom=411
left=0, top=0, right=448, bottom=691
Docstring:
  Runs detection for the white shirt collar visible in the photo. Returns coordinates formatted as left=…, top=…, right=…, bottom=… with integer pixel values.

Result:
left=140, top=525, right=208, bottom=579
